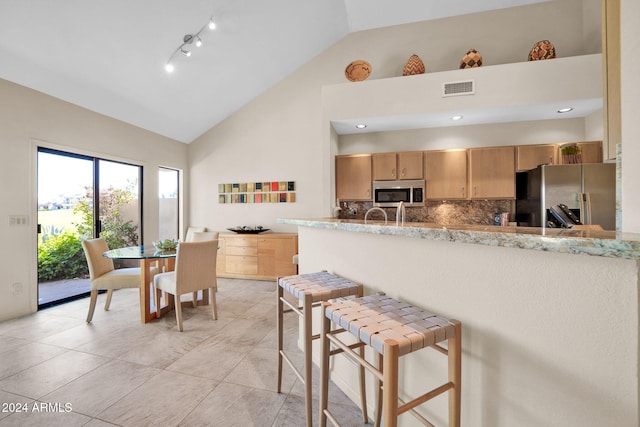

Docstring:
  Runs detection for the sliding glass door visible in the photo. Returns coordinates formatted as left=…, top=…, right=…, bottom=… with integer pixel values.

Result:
left=37, top=148, right=142, bottom=308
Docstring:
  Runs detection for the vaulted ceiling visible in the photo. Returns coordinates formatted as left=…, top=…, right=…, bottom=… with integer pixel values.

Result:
left=0, top=0, right=549, bottom=143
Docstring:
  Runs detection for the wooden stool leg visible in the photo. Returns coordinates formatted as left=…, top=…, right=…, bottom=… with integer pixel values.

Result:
left=319, top=302, right=331, bottom=427
left=375, top=352, right=383, bottom=427
left=449, top=321, right=462, bottom=427
left=277, top=284, right=284, bottom=393
left=303, top=293, right=313, bottom=427
left=358, top=344, right=368, bottom=423
left=383, top=340, right=399, bottom=427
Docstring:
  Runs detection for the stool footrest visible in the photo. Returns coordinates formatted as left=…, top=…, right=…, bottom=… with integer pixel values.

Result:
left=398, top=381, right=454, bottom=415
left=327, top=332, right=383, bottom=382
left=280, top=349, right=305, bottom=384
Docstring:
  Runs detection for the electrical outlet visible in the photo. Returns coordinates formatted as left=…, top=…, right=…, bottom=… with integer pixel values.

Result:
left=351, top=208, right=357, bottom=215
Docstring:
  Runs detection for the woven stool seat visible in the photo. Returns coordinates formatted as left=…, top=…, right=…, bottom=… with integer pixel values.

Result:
left=326, top=294, right=456, bottom=356
left=278, top=271, right=362, bottom=302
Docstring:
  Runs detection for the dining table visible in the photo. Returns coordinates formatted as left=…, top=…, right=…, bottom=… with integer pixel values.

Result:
left=103, top=245, right=211, bottom=324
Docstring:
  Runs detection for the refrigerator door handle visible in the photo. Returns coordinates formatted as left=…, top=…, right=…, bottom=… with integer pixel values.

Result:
left=579, top=193, right=587, bottom=224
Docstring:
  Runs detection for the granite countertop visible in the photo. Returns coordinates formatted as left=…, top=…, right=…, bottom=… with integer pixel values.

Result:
left=277, top=218, right=640, bottom=260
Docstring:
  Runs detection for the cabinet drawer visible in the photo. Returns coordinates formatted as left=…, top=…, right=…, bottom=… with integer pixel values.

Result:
left=227, top=245, right=258, bottom=256
left=225, top=236, right=257, bottom=247
left=226, top=255, right=258, bottom=275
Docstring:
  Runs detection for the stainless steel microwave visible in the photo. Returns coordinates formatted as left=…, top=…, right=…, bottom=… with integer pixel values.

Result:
left=373, top=180, right=425, bottom=207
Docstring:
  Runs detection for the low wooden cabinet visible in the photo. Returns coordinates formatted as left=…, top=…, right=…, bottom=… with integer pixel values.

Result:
left=217, top=233, right=298, bottom=280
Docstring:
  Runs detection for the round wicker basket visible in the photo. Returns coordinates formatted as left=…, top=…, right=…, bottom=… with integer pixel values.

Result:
left=345, top=60, right=372, bottom=82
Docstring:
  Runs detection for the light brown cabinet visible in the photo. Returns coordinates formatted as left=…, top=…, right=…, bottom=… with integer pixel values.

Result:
left=516, top=144, right=558, bottom=172
left=559, top=141, right=603, bottom=164
left=469, top=146, right=515, bottom=199
left=217, top=233, right=298, bottom=280
left=373, top=151, right=423, bottom=180
left=336, top=154, right=372, bottom=201
left=425, top=150, right=468, bottom=199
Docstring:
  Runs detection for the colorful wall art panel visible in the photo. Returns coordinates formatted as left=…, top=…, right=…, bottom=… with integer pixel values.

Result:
left=218, top=181, right=296, bottom=204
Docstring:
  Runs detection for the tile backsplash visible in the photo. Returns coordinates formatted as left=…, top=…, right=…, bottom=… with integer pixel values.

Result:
left=337, top=199, right=514, bottom=225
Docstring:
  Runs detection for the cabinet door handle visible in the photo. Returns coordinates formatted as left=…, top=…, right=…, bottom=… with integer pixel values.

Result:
left=461, top=186, right=465, bottom=197
left=366, top=189, right=371, bottom=197
left=391, top=168, right=396, bottom=178
left=473, top=186, right=477, bottom=197
left=401, top=167, right=406, bottom=177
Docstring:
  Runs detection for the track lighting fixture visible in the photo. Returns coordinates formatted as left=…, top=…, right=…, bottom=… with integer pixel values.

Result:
left=165, top=16, right=217, bottom=73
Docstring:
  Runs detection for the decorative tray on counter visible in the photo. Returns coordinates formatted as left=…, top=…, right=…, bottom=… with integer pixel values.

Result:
left=226, top=227, right=270, bottom=234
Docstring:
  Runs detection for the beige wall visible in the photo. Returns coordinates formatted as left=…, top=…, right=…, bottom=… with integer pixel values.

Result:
left=0, top=78, right=187, bottom=321
left=189, top=0, right=598, bottom=231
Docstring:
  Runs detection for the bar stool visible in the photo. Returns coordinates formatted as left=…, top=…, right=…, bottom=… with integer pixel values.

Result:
left=277, top=271, right=367, bottom=427
left=319, top=294, right=462, bottom=427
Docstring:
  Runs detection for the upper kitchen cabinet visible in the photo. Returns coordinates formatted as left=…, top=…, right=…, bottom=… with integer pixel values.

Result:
left=336, top=154, right=372, bottom=201
left=373, top=151, right=423, bottom=180
left=559, top=141, right=603, bottom=164
left=516, top=144, right=558, bottom=172
left=425, top=150, right=468, bottom=200
left=469, top=146, right=515, bottom=199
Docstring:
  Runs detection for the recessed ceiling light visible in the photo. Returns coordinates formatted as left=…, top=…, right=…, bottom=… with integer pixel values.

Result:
left=355, top=124, right=367, bottom=129
left=557, top=107, right=574, bottom=113
left=451, top=115, right=463, bottom=121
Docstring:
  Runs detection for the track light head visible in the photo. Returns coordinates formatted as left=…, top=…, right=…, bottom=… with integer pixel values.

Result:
left=208, top=18, right=216, bottom=30
left=195, top=36, right=202, bottom=47
left=165, top=63, right=175, bottom=73
left=180, top=48, right=191, bottom=57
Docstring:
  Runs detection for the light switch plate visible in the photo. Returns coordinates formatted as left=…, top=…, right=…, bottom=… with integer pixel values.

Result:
left=9, top=215, right=28, bottom=226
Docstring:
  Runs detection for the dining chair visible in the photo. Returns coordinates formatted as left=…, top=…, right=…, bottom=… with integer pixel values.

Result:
left=184, top=226, right=206, bottom=242
left=81, top=238, right=157, bottom=323
left=189, top=231, right=219, bottom=242
left=153, top=240, right=219, bottom=331
left=186, top=231, right=219, bottom=304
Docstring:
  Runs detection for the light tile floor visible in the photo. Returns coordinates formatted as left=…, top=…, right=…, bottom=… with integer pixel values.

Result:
left=0, top=278, right=369, bottom=426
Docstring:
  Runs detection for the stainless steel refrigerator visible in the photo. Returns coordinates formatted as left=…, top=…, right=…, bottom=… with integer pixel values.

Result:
left=515, top=163, right=616, bottom=230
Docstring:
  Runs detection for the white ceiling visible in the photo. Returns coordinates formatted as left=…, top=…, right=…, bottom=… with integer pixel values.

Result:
left=0, top=0, right=550, bottom=143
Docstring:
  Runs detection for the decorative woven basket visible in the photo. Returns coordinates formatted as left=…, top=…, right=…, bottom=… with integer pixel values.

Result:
left=528, top=40, right=556, bottom=61
left=402, top=54, right=425, bottom=76
left=460, top=48, right=483, bottom=69
left=345, top=60, right=372, bottom=82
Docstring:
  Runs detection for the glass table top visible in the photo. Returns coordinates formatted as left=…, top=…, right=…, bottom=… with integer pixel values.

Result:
left=103, top=245, right=176, bottom=259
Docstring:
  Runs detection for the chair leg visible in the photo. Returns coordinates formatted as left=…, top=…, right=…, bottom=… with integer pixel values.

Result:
left=449, top=321, right=462, bottom=427
left=375, top=353, right=383, bottom=427
left=154, top=284, right=162, bottom=319
left=319, top=302, right=331, bottom=427
left=277, top=284, right=284, bottom=394
left=210, top=287, right=218, bottom=320
left=86, top=289, right=98, bottom=323
left=382, top=342, right=399, bottom=427
left=175, top=294, right=184, bottom=332
left=104, top=289, right=113, bottom=310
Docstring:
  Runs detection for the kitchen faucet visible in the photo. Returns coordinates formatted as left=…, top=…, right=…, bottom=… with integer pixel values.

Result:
left=396, top=201, right=405, bottom=226
left=364, top=207, right=388, bottom=224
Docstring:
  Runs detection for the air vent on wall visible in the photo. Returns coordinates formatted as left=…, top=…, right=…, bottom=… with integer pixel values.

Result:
left=442, top=80, right=475, bottom=97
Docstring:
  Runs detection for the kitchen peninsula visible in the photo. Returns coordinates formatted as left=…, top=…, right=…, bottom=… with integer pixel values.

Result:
left=278, top=218, right=640, bottom=427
